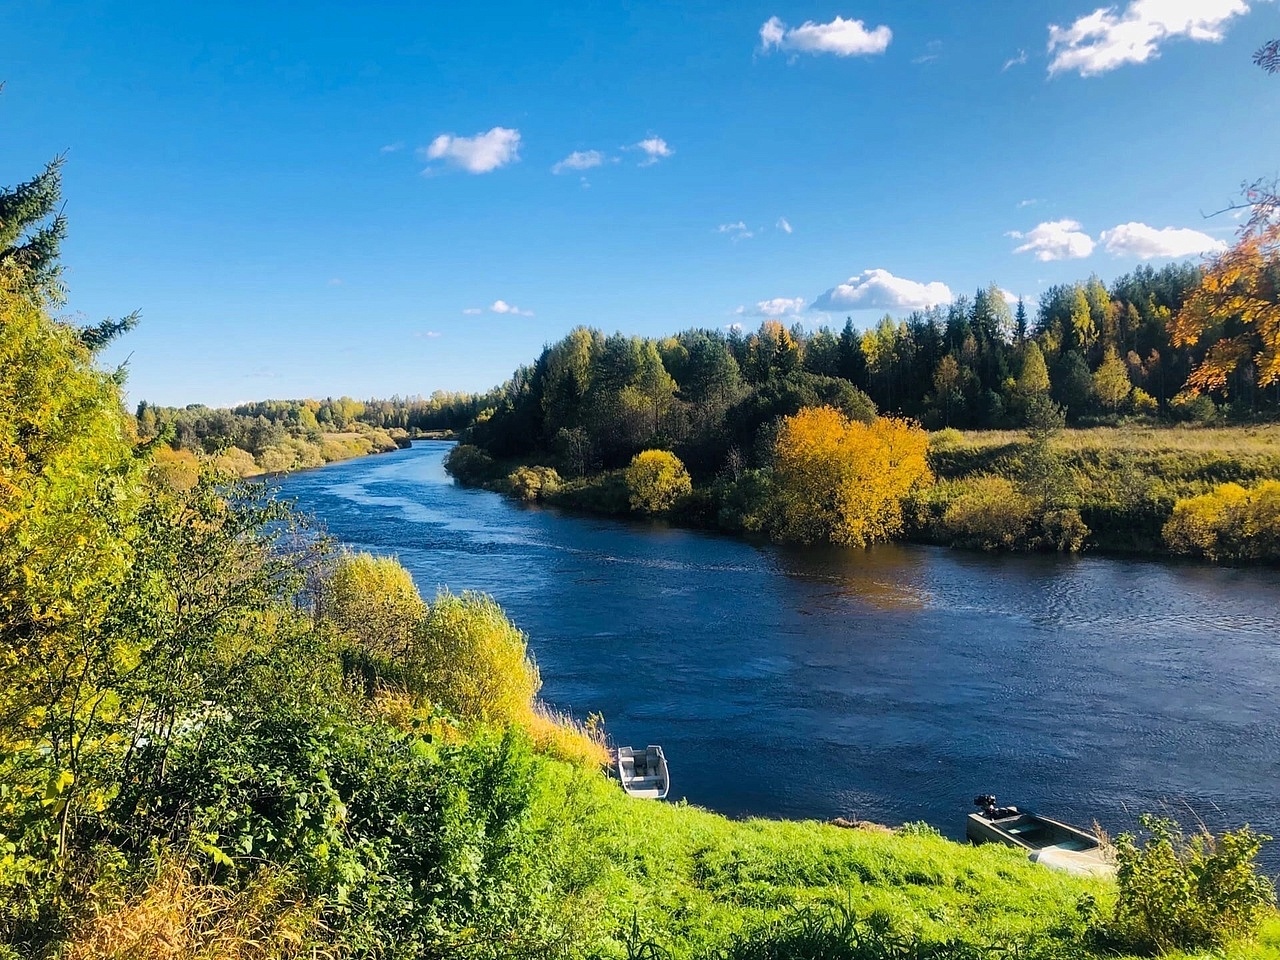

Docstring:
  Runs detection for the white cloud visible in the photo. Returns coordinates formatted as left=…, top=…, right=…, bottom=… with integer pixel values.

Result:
left=634, top=137, right=673, bottom=166
left=380, top=141, right=405, bottom=153
left=812, top=269, right=954, bottom=313
left=420, top=127, right=521, bottom=174
left=462, top=307, right=483, bottom=315
left=1017, top=198, right=1039, bottom=208
left=759, top=14, right=892, bottom=57
left=415, top=330, right=443, bottom=339
left=1100, top=222, right=1227, bottom=259
left=777, top=217, right=793, bottom=234
left=490, top=299, right=534, bottom=317
left=552, top=149, right=606, bottom=174
left=1003, top=49, right=1028, bottom=71
left=1009, top=219, right=1097, bottom=261
left=1048, top=0, right=1252, bottom=77
left=753, top=297, right=808, bottom=317
left=718, top=221, right=755, bottom=241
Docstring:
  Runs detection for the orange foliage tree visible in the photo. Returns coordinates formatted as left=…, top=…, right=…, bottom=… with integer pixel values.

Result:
left=1171, top=189, right=1280, bottom=395
left=771, top=406, right=932, bottom=546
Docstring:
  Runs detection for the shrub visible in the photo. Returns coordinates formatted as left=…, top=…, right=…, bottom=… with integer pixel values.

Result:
left=507, top=465, right=561, bottom=502
left=1130, top=388, right=1158, bottom=416
left=443, top=444, right=498, bottom=486
left=1163, top=480, right=1280, bottom=561
left=1170, top=391, right=1219, bottom=424
left=418, top=591, right=541, bottom=727
left=1039, top=508, right=1089, bottom=553
left=939, top=476, right=1035, bottom=550
left=147, top=707, right=568, bottom=959
left=321, top=552, right=426, bottom=663
left=208, top=445, right=260, bottom=478
left=930, top=427, right=964, bottom=448
left=713, top=469, right=774, bottom=534
left=1105, top=815, right=1275, bottom=954
left=624, top=450, right=692, bottom=514
left=771, top=408, right=933, bottom=546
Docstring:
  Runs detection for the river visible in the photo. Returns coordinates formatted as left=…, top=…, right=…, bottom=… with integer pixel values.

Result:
left=278, top=442, right=1280, bottom=870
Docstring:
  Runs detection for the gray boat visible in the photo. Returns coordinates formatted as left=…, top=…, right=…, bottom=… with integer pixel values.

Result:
left=967, top=795, right=1113, bottom=877
left=616, top=745, right=670, bottom=799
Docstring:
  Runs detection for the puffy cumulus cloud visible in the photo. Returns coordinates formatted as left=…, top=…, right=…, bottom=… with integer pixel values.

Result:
left=552, top=149, right=606, bottom=174
left=759, top=14, right=892, bottom=57
left=753, top=296, right=808, bottom=317
left=1048, top=0, right=1253, bottom=77
left=812, top=269, right=953, bottom=313
left=1100, top=222, right=1227, bottom=259
left=420, top=127, right=521, bottom=174
left=1009, top=219, right=1097, bottom=261
left=490, top=299, right=534, bottom=317
left=634, top=137, right=674, bottom=166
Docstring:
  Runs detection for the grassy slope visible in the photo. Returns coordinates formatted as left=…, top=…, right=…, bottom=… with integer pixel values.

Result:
left=536, top=762, right=1280, bottom=960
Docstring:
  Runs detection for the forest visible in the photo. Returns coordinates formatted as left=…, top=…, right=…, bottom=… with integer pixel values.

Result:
left=447, top=197, right=1280, bottom=562
left=133, top=391, right=490, bottom=478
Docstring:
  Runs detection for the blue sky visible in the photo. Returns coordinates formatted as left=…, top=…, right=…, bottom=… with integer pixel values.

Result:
left=2, top=0, right=1277, bottom=407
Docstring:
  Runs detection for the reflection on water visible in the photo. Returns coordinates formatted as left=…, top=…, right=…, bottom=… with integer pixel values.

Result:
left=280, top=442, right=1280, bottom=873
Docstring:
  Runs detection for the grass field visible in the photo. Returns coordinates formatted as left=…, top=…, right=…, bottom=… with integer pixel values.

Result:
left=533, top=762, right=1280, bottom=960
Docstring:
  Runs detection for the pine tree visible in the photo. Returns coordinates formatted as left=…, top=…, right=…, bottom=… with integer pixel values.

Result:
left=1014, top=299, right=1029, bottom=343
left=0, top=157, right=68, bottom=302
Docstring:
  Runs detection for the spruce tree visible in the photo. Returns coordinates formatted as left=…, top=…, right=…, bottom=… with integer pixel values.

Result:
left=0, top=157, right=67, bottom=302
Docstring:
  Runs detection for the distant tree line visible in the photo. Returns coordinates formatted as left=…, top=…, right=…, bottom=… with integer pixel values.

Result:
left=466, top=263, right=1279, bottom=485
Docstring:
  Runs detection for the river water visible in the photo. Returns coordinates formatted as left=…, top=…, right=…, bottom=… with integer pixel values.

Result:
left=278, top=442, right=1280, bottom=870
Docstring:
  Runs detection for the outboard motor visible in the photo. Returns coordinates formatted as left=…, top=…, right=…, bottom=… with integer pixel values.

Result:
left=973, top=794, right=1019, bottom=820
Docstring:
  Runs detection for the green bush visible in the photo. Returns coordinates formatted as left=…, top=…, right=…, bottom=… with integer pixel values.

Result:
left=939, top=475, right=1035, bottom=550
left=140, top=706, right=569, bottom=959
left=1040, top=507, right=1090, bottom=553
left=1104, top=816, right=1275, bottom=955
left=1169, top=392, right=1219, bottom=424
left=443, top=443, right=499, bottom=486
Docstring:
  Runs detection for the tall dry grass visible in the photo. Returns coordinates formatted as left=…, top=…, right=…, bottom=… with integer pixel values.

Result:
left=524, top=703, right=610, bottom=768
left=61, top=861, right=328, bottom=960
left=947, top=424, right=1280, bottom=457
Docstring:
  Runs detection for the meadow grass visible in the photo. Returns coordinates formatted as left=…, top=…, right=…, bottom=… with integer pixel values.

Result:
left=532, top=762, right=1280, bottom=960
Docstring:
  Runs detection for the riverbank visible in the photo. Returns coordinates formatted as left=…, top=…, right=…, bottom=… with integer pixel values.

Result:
left=446, top=424, right=1280, bottom=562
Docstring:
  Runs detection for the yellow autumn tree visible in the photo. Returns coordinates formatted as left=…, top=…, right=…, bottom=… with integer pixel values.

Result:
left=419, top=591, right=541, bottom=726
left=1171, top=191, right=1280, bottom=394
left=771, top=406, right=932, bottom=546
left=625, top=449, right=692, bottom=514
left=321, top=552, right=426, bottom=661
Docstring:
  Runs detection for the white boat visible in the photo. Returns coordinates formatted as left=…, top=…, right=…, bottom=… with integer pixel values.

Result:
left=616, top=745, right=670, bottom=799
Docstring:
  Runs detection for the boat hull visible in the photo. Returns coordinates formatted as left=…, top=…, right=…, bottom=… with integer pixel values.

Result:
left=967, top=812, right=1113, bottom=877
left=616, top=745, right=670, bottom=800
